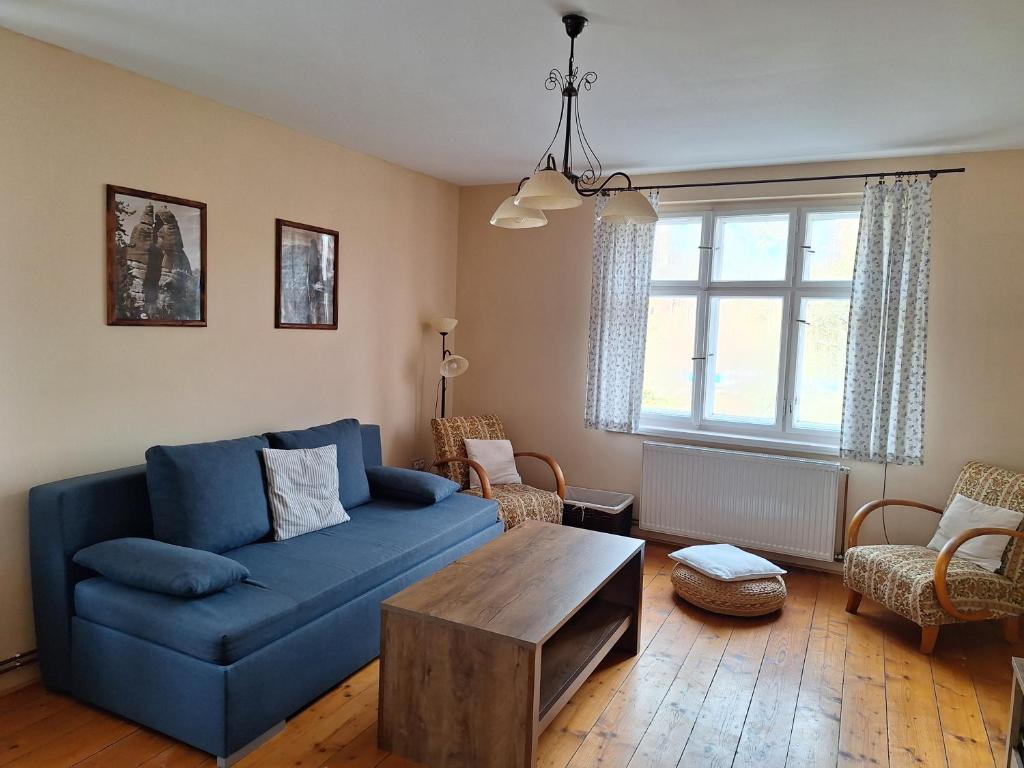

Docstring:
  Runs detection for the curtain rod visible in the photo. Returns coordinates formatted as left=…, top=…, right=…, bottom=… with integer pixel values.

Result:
left=626, top=167, right=965, bottom=193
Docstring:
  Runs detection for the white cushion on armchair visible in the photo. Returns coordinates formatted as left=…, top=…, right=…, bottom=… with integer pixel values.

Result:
left=926, top=493, right=1024, bottom=572
left=463, top=438, right=522, bottom=489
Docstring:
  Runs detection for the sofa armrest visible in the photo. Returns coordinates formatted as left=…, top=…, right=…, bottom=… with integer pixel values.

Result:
left=29, top=465, right=152, bottom=691
left=432, top=456, right=493, bottom=500
left=513, top=452, right=566, bottom=500
left=934, top=526, right=1024, bottom=621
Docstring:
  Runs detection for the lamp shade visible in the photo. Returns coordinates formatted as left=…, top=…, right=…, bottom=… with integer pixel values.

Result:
left=430, top=317, right=458, bottom=333
left=440, top=355, right=470, bottom=378
left=514, top=170, right=582, bottom=210
left=489, top=196, right=547, bottom=229
left=599, top=190, right=659, bottom=224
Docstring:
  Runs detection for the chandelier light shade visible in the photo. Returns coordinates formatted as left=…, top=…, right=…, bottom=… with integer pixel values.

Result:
left=599, top=190, right=659, bottom=224
left=491, top=13, right=659, bottom=230
left=489, top=196, right=548, bottom=229
left=513, top=169, right=582, bottom=211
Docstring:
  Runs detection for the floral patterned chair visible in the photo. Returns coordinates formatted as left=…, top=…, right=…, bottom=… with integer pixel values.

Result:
left=845, top=461, right=1024, bottom=653
left=430, top=415, right=564, bottom=530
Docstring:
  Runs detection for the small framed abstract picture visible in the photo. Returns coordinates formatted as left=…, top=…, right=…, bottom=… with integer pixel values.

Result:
left=107, top=185, right=207, bottom=326
left=275, top=219, right=339, bottom=330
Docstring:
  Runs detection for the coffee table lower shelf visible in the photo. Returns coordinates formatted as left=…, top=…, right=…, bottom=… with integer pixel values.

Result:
left=538, top=599, right=631, bottom=730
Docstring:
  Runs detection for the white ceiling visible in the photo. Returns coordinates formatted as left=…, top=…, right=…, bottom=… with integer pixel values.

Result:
left=3, top=0, right=1023, bottom=185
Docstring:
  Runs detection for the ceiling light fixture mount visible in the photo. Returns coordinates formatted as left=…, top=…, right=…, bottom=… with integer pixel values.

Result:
left=491, top=13, right=658, bottom=229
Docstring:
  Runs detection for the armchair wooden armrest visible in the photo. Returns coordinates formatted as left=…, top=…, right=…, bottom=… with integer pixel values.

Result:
left=513, top=452, right=566, bottom=500
left=847, top=498, right=944, bottom=548
left=431, top=456, right=493, bottom=500
left=934, top=527, right=1024, bottom=621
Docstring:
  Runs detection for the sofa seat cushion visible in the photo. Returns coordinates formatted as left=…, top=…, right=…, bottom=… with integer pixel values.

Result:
left=74, top=493, right=500, bottom=664
left=844, top=544, right=1024, bottom=626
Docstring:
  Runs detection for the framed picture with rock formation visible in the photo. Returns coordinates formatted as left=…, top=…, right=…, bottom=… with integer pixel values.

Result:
left=107, top=185, right=207, bottom=326
left=275, top=219, right=339, bottom=330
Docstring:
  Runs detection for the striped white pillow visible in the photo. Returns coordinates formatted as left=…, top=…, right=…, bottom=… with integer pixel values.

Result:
left=262, top=445, right=350, bottom=541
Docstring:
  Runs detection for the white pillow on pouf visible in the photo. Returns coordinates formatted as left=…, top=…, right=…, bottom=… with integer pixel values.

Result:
left=669, top=543, right=786, bottom=582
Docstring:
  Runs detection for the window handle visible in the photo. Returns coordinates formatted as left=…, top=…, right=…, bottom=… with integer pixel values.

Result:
left=800, top=245, right=816, bottom=253
left=796, top=319, right=810, bottom=325
left=698, top=245, right=713, bottom=250
left=691, top=354, right=714, bottom=360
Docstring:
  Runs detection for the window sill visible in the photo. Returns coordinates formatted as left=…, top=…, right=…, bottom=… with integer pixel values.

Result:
left=634, top=423, right=840, bottom=457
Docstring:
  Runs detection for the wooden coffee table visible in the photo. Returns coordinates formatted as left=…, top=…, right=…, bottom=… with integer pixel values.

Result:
left=378, top=520, right=644, bottom=768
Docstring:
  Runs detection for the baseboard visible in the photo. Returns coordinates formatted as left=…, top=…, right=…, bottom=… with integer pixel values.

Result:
left=634, top=527, right=845, bottom=575
left=0, top=664, right=41, bottom=695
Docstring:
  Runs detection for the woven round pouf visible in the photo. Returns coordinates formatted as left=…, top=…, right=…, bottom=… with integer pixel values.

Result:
left=671, top=563, right=787, bottom=617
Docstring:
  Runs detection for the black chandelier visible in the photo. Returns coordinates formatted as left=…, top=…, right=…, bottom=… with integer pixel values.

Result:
left=490, top=14, right=659, bottom=229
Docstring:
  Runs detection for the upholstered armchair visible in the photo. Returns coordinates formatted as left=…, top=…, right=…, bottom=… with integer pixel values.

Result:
left=430, top=415, right=565, bottom=530
left=845, top=461, right=1024, bottom=654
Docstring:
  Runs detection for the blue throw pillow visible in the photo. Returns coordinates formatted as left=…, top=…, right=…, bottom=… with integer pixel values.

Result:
left=74, top=538, right=249, bottom=598
left=366, top=466, right=459, bottom=504
left=146, top=435, right=271, bottom=553
left=266, top=419, right=371, bottom=509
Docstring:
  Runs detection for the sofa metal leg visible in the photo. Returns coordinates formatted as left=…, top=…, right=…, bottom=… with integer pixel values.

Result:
left=1005, top=616, right=1021, bottom=643
left=216, top=721, right=285, bottom=767
left=845, top=589, right=862, bottom=615
left=920, top=625, right=939, bottom=654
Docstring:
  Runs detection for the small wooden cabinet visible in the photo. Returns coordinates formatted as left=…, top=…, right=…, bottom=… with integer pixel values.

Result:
left=378, top=521, right=644, bottom=768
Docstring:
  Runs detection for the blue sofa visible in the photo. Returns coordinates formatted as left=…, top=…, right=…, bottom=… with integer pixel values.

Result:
left=29, top=422, right=503, bottom=765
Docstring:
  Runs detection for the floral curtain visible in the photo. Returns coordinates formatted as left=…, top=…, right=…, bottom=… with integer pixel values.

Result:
left=584, top=192, right=659, bottom=432
left=840, top=178, right=932, bottom=465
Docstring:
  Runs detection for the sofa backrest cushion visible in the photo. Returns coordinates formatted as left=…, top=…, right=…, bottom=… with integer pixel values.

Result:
left=266, top=419, right=371, bottom=510
left=146, top=435, right=272, bottom=553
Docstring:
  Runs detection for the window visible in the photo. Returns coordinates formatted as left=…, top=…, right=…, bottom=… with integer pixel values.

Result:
left=641, top=202, right=859, bottom=450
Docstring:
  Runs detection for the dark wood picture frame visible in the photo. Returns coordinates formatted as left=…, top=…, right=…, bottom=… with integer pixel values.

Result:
left=106, top=184, right=207, bottom=327
left=275, top=219, right=340, bottom=330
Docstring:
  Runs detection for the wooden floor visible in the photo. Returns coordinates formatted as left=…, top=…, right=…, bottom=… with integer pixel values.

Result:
left=0, top=543, right=1016, bottom=767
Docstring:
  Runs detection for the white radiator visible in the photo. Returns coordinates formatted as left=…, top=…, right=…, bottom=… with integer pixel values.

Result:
left=640, top=442, right=847, bottom=562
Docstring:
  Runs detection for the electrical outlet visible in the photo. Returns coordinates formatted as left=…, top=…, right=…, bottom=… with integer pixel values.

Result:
left=411, top=458, right=426, bottom=471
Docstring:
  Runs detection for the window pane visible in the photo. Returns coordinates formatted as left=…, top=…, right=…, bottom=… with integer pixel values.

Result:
left=704, top=296, right=783, bottom=424
left=793, top=297, right=850, bottom=431
left=652, top=217, right=702, bottom=281
left=642, top=296, right=697, bottom=415
left=712, top=213, right=790, bottom=281
left=802, top=210, right=859, bottom=281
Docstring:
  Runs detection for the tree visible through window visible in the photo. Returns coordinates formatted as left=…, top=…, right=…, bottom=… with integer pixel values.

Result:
left=641, top=203, right=859, bottom=445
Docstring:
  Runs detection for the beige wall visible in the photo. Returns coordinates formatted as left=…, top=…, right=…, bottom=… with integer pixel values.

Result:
left=456, top=150, right=1024, bottom=557
left=0, top=27, right=459, bottom=685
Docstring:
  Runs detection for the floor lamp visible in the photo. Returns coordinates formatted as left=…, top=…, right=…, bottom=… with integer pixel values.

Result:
left=432, top=317, right=469, bottom=418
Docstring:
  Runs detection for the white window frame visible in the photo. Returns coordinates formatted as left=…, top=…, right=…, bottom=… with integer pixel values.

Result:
left=639, top=199, right=860, bottom=455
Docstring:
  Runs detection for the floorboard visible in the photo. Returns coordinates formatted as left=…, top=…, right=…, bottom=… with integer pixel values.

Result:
left=838, top=604, right=889, bottom=767
left=785, top=575, right=849, bottom=768
left=1, top=544, right=1017, bottom=768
